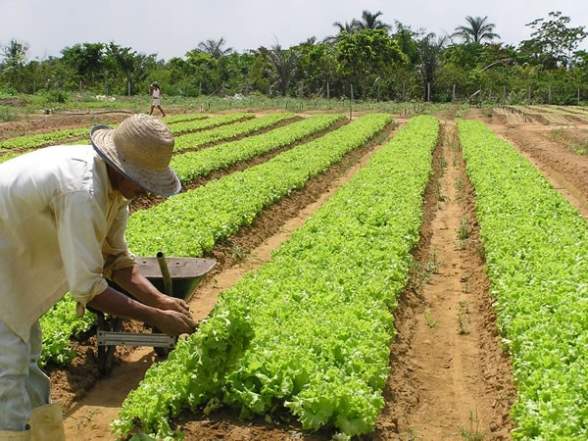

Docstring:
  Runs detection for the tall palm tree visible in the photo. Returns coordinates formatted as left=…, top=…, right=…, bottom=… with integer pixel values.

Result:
left=418, top=33, right=448, bottom=101
left=354, top=10, right=391, bottom=31
left=453, top=16, right=500, bottom=43
left=197, top=38, right=233, bottom=58
left=332, top=21, right=357, bottom=34
left=262, top=44, right=299, bottom=96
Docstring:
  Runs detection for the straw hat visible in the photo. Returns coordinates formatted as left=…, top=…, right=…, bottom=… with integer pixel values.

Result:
left=90, top=114, right=181, bottom=197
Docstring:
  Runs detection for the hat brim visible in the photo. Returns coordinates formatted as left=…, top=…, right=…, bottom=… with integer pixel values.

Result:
left=90, top=125, right=181, bottom=197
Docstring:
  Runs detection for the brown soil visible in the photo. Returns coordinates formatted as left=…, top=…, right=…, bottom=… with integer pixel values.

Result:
left=48, top=320, right=144, bottom=410
left=61, top=123, right=399, bottom=440
left=492, top=124, right=588, bottom=218
left=0, top=113, right=129, bottom=141
left=527, top=106, right=588, bottom=124
left=373, top=123, right=515, bottom=441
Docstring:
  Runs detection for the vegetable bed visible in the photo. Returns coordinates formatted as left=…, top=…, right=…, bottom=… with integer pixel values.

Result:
left=126, top=113, right=392, bottom=257
left=173, top=113, right=295, bottom=152
left=458, top=120, right=588, bottom=440
left=172, top=114, right=343, bottom=182
left=114, top=115, right=439, bottom=438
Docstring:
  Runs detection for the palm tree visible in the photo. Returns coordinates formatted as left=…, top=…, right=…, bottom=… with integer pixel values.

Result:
left=197, top=38, right=233, bottom=58
left=262, top=44, right=299, bottom=96
left=453, top=16, right=500, bottom=43
left=418, top=33, right=448, bottom=101
left=354, top=10, right=391, bottom=31
left=332, top=21, right=357, bottom=34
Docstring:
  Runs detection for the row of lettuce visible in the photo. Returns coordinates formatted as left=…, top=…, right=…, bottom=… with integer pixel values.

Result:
left=35, top=113, right=349, bottom=367
left=36, top=114, right=587, bottom=439
left=0, top=112, right=249, bottom=152
left=172, top=114, right=342, bottom=182
left=173, top=112, right=295, bottom=151
left=113, top=115, right=439, bottom=438
left=126, top=113, right=391, bottom=256
left=458, top=120, right=587, bottom=440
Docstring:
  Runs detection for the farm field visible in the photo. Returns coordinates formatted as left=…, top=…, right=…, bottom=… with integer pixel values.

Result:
left=0, top=103, right=587, bottom=441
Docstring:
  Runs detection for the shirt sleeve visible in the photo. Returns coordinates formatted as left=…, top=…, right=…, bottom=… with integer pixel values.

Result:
left=51, top=191, right=109, bottom=306
left=102, top=203, right=135, bottom=279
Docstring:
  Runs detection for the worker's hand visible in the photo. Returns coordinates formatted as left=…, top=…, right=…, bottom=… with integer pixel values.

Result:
left=155, top=294, right=191, bottom=316
left=153, top=310, right=196, bottom=336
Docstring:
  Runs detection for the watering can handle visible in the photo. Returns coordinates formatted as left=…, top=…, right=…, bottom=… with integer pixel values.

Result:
left=156, top=252, right=173, bottom=296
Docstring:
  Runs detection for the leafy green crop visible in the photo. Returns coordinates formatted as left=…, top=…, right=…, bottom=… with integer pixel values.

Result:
left=39, top=294, right=95, bottom=367
left=114, top=115, right=439, bottom=438
left=34, top=114, right=385, bottom=369
left=126, top=113, right=392, bottom=257
left=172, top=114, right=343, bottom=182
left=169, top=113, right=253, bottom=135
left=458, top=120, right=588, bottom=440
left=0, top=127, right=88, bottom=150
left=173, top=113, right=295, bottom=152
left=164, top=114, right=208, bottom=124
left=0, top=152, right=19, bottom=164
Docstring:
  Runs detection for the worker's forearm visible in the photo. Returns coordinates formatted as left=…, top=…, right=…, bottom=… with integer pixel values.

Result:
left=87, top=286, right=159, bottom=324
left=111, top=265, right=163, bottom=307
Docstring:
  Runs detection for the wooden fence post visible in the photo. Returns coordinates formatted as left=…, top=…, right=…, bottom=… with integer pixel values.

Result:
left=349, top=84, right=354, bottom=120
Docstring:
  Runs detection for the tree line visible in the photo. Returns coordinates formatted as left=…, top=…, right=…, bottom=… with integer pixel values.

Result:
left=1, top=10, right=587, bottom=104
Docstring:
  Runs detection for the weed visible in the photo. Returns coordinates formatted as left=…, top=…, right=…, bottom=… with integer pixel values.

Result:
left=230, top=243, right=248, bottom=262
left=458, top=217, right=471, bottom=241
left=426, top=249, right=439, bottom=274
left=424, top=308, right=438, bottom=328
left=455, top=176, right=465, bottom=195
left=439, top=154, right=448, bottom=172
left=409, top=250, right=439, bottom=291
left=571, top=142, right=588, bottom=155
left=460, top=410, right=485, bottom=441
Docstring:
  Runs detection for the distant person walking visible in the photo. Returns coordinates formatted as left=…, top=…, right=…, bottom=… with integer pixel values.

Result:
left=149, top=82, right=166, bottom=117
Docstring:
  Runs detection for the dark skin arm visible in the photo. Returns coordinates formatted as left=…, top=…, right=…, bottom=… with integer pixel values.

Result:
left=110, top=264, right=190, bottom=315
left=87, top=265, right=195, bottom=335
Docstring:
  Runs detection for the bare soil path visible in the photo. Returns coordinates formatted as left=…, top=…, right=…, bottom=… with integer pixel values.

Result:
left=61, top=124, right=399, bottom=441
left=374, top=123, right=515, bottom=441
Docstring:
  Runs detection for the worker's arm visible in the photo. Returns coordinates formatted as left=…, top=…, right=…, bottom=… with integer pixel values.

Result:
left=102, top=203, right=190, bottom=316
left=111, top=264, right=190, bottom=315
left=51, top=191, right=194, bottom=336
left=88, top=286, right=195, bottom=335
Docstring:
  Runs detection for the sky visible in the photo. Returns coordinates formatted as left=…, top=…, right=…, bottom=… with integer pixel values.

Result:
left=1, top=0, right=587, bottom=60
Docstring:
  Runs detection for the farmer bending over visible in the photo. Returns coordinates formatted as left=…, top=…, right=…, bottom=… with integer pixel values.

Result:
left=0, top=114, right=195, bottom=441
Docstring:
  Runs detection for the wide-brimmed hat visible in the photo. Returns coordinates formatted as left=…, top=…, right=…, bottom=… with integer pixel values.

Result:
left=90, top=114, right=181, bottom=197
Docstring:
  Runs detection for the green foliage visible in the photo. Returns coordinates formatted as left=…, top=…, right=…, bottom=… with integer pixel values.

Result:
left=173, top=113, right=294, bottom=151
left=43, top=89, right=69, bottom=104
left=39, top=295, right=96, bottom=367
left=114, top=115, right=438, bottom=438
left=168, top=112, right=252, bottom=135
left=0, top=152, right=18, bottom=164
left=452, top=16, right=500, bottom=44
left=172, top=114, right=343, bottom=182
left=126, top=114, right=391, bottom=258
left=520, top=11, right=587, bottom=68
left=336, top=29, right=406, bottom=85
left=0, top=127, right=88, bottom=150
left=163, top=113, right=208, bottom=124
left=458, top=120, right=588, bottom=440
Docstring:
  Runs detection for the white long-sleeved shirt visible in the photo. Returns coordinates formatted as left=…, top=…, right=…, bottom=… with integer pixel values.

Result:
left=0, top=145, right=135, bottom=341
